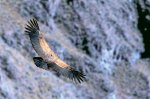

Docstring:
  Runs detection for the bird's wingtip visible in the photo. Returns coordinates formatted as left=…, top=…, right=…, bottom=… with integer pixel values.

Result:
left=69, top=68, right=86, bottom=83
left=24, top=18, right=40, bottom=35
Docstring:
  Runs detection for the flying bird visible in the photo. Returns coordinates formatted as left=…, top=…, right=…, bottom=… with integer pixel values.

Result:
left=25, top=19, right=85, bottom=83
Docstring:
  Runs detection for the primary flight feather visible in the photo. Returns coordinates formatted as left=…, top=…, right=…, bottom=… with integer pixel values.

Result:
left=25, top=19, right=85, bottom=83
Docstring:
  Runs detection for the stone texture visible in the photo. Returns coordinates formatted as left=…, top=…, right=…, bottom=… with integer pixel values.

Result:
left=0, top=0, right=149, bottom=99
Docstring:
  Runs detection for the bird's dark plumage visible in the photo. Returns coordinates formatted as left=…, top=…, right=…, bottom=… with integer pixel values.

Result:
left=25, top=19, right=86, bottom=83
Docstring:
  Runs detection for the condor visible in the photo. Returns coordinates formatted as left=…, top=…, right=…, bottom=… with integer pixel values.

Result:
left=25, top=19, right=85, bottom=83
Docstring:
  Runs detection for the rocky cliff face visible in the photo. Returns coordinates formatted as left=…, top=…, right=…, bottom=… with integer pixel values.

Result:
left=0, top=0, right=149, bottom=99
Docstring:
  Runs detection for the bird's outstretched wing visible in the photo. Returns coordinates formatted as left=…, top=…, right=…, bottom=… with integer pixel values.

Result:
left=25, top=19, right=57, bottom=63
left=25, top=19, right=86, bottom=83
left=33, top=57, right=85, bottom=83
